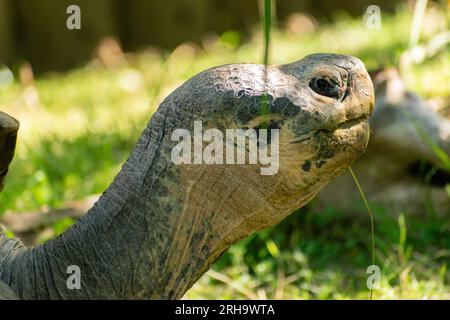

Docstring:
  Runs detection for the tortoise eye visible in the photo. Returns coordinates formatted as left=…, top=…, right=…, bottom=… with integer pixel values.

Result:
left=309, top=77, right=341, bottom=99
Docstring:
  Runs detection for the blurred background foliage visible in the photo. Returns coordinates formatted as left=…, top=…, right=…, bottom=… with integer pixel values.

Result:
left=0, top=0, right=449, bottom=299
left=0, top=0, right=401, bottom=73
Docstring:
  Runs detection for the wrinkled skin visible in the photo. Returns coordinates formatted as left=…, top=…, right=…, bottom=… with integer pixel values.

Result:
left=0, top=53, right=374, bottom=300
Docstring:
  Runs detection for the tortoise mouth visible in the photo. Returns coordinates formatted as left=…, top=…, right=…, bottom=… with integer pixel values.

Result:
left=334, top=114, right=369, bottom=130
left=291, top=114, right=369, bottom=144
left=311, top=119, right=370, bottom=166
left=332, top=118, right=370, bottom=153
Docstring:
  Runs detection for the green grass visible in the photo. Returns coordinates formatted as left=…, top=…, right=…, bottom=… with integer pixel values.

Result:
left=0, top=6, right=449, bottom=299
left=187, top=206, right=450, bottom=299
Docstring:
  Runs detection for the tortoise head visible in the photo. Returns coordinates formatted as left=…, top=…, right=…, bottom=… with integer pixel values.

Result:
left=197, top=53, right=375, bottom=227
left=168, top=53, right=374, bottom=232
left=265, top=53, right=374, bottom=195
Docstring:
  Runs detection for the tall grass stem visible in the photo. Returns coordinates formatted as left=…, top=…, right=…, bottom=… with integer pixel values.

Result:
left=349, top=166, right=376, bottom=300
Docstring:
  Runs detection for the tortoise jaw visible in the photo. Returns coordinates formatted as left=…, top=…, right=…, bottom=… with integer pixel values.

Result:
left=335, top=114, right=369, bottom=130
left=306, top=119, right=370, bottom=171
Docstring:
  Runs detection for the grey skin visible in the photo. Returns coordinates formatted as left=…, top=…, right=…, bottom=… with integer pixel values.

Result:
left=0, top=53, right=374, bottom=300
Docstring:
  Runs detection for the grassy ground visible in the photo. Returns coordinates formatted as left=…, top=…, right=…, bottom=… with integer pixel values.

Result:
left=0, top=6, right=449, bottom=299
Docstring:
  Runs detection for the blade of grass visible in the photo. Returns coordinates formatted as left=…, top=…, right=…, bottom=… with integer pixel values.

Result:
left=206, top=269, right=258, bottom=300
left=260, top=0, right=272, bottom=128
left=398, top=213, right=408, bottom=265
left=262, top=0, right=271, bottom=66
left=400, top=108, right=450, bottom=170
left=409, top=0, right=428, bottom=48
left=349, top=166, right=376, bottom=300
left=411, top=118, right=450, bottom=170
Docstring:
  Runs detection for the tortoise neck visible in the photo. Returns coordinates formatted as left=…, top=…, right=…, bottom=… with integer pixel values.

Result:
left=0, top=112, right=232, bottom=299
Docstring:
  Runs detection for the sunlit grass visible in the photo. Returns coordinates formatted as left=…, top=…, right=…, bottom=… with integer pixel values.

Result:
left=185, top=207, right=450, bottom=299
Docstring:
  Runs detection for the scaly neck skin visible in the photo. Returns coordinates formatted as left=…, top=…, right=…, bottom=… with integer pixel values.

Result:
left=0, top=111, right=167, bottom=298
left=0, top=113, right=323, bottom=299
left=0, top=109, right=304, bottom=299
left=0, top=103, right=350, bottom=300
left=0, top=111, right=204, bottom=299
